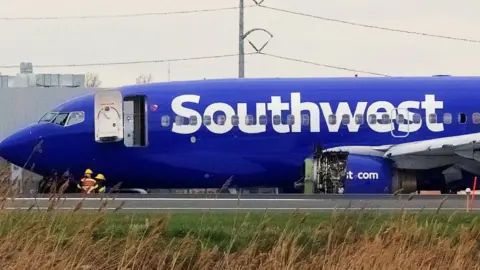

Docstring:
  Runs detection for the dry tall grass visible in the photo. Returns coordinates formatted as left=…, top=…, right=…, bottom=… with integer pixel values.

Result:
left=0, top=164, right=479, bottom=269
left=0, top=207, right=477, bottom=269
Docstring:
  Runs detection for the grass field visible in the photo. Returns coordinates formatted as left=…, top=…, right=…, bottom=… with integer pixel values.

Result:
left=1, top=208, right=480, bottom=269
left=0, top=171, right=478, bottom=268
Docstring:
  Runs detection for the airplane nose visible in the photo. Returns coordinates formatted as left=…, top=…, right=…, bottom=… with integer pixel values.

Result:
left=0, top=126, right=40, bottom=168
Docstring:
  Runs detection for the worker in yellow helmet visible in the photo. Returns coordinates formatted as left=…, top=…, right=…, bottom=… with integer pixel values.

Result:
left=77, top=168, right=94, bottom=192
left=84, top=169, right=93, bottom=178
left=94, top=173, right=106, bottom=193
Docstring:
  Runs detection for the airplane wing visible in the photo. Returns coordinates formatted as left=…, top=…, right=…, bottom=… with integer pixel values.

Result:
left=324, top=132, right=480, bottom=177
left=326, top=133, right=480, bottom=159
left=383, top=133, right=480, bottom=160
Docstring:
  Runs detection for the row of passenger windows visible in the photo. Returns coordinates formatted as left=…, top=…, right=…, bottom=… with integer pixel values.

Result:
left=38, top=111, right=85, bottom=126
left=161, top=112, right=480, bottom=126
left=35, top=111, right=480, bottom=127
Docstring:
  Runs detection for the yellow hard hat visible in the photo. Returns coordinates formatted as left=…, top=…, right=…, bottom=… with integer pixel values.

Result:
left=95, top=174, right=105, bottom=180
left=85, top=169, right=93, bottom=174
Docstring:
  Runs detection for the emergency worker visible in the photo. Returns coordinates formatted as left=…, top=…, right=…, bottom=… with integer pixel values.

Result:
left=80, top=177, right=97, bottom=194
left=77, top=169, right=96, bottom=194
left=84, top=169, right=93, bottom=178
left=94, top=174, right=106, bottom=193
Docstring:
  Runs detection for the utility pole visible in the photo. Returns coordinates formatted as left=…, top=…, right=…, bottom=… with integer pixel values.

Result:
left=238, top=0, right=245, bottom=78
left=238, top=0, right=273, bottom=78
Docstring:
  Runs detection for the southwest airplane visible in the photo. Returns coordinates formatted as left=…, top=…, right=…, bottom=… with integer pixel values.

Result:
left=0, top=76, right=478, bottom=194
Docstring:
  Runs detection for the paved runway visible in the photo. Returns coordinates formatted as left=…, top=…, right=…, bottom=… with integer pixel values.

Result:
left=1, top=193, right=478, bottom=212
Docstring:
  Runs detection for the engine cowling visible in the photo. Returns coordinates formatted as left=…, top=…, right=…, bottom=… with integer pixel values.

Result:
left=302, top=152, right=394, bottom=194
left=343, top=154, right=392, bottom=194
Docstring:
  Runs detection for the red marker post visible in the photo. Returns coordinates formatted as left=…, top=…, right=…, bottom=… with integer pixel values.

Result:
left=471, top=176, right=477, bottom=210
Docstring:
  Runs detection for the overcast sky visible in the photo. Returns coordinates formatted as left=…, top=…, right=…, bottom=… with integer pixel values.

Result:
left=0, top=0, right=479, bottom=87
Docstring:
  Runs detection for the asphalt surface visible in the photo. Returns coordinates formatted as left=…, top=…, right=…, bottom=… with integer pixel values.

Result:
left=1, top=193, right=479, bottom=212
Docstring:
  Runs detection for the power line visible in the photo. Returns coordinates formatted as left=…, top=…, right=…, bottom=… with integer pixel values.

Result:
left=260, top=52, right=390, bottom=77
left=0, top=53, right=256, bottom=68
left=259, top=5, right=480, bottom=44
left=0, top=5, right=255, bottom=20
left=0, top=51, right=388, bottom=77
left=4, top=2, right=478, bottom=45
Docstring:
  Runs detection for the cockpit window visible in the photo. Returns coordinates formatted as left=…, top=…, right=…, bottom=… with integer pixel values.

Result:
left=39, top=112, right=58, bottom=123
left=65, top=111, right=85, bottom=126
left=39, top=111, right=85, bottom=126
left=53, top=113, right=69, bottom=126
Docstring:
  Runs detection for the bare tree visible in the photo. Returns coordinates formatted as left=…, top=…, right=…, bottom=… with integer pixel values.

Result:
left=85, top=72, right=102, bottom=87
left=136, top=74, right=153, bottom=84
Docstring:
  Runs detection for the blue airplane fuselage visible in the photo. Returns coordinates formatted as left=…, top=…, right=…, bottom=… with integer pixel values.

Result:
left=0, top=76, right=478, bottom=192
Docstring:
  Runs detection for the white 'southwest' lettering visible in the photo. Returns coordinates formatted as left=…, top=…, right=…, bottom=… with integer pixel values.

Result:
left=422, top=94, right=443, bottom=132
left=171, top=94, right=201, bottom=134
left=267, top=96, right=290, bottom=133
left=204, top=102, right=235, bottom=134
left=398, top=101, right=421, bottom=133
left=238, top=103, right=266, bottom=133
left=366, top=101, right=395, bottom=133
left=291, top=93, right=319, bottom=132
left=170, top=92, right=444, bottom=135
left=320, top=101, right=368, bottom=132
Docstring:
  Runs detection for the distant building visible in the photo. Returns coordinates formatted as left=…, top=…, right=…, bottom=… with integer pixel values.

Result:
left=0, top=62, right=85, bottom=88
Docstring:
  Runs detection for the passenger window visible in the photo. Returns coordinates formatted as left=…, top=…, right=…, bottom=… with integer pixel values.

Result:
left=287, top=115, right=295, bottom=125
left=396, top=114, right=405, bottom=124
left=412, top=113, right=421, bottom=124
left=459, top=113, right=467, bottom=124
left=217, top=115, right=226, bottom=125
left=273, top=115, right=281, bottom=125
left=473, top=113, right=480, bottom=124
left=368, top=114, right=376, bottom=124
left=301, top=114, right=309, bottom=126
left=354, top=114, right=363, bottom=125
left=246, top=115, right=254, bottom=125
left=341, top=114, right=350, bottom=125
left=203, top=115, right=211, bottom=126
left=65, top=112, right=85, bottom=126
left=175, top=115, right=183, bottom=126
left=443, top=113, right=452, bottom=124
left=328, top=115, right=336, bottom=125
left=53, top=113, right=69, bottom=126
left=231, top=115, right=239, bottom=126
left=428, top=113, right=437, bottom=124
left=259, top=115, right=267, bottom=125
left=189, top=116, right=197, bottom=126
left=39, top=112, right=58, bottom=123
left=161, top=115, right=170, bottom=127
left=381, top=114, right=390, bottom=124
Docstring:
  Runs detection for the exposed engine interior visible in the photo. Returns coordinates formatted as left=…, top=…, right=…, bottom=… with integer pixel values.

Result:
left=296, top=151, right=348, bottom=194
left=298, top=150, right=476, bottom=195
left=311, top=152, right=348, bottom=194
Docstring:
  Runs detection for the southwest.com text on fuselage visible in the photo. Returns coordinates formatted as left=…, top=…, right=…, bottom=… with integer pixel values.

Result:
left=346, top=171, right=380, bottom=180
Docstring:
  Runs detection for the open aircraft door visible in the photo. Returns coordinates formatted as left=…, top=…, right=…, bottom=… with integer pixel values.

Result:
left=390, top=108, right=410, bottom=138
left=94, top=90, right=124, bottom=143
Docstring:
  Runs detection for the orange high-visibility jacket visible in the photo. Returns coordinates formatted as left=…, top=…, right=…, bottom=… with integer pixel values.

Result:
left=81, top=177, right=97, bottom=187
